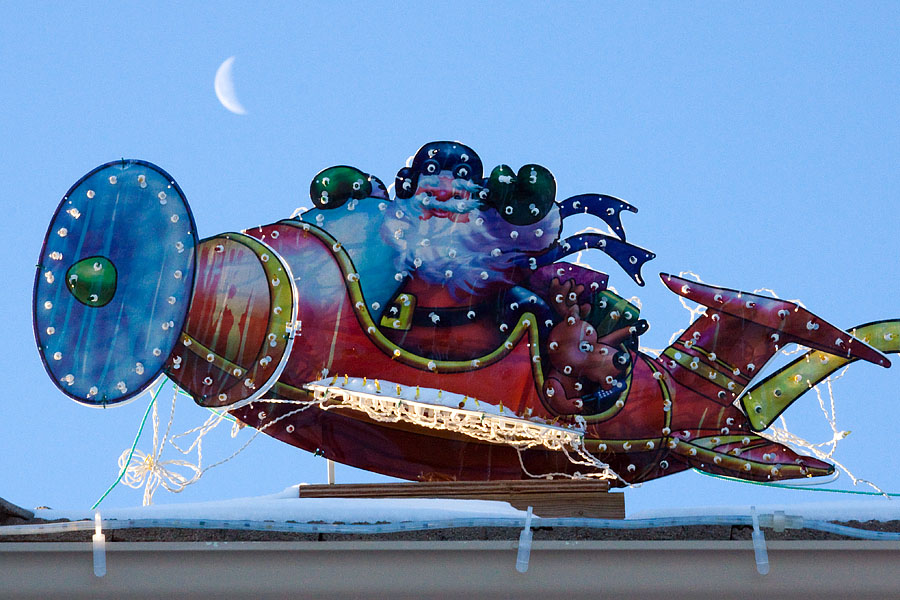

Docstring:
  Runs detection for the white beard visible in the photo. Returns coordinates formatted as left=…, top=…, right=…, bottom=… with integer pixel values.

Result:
left=381, top=189, right=561, bottom=301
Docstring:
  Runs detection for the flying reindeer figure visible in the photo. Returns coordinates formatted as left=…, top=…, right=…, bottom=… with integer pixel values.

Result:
left=541, top=276, right=647, bottom=416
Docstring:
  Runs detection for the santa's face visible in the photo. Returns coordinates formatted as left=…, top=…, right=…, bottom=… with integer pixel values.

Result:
left=382, top=170, right=561, bottom=301
left=412, top=174, right=482, bottom=223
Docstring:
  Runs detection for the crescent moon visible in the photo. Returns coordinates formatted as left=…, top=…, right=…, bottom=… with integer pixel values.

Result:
left=214, top=56, right=247, bottom=115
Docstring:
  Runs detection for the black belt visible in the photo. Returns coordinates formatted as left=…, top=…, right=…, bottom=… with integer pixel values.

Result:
left=580, top=382, right=625, bottom=415
left=410, top=302, right=493, bottom=327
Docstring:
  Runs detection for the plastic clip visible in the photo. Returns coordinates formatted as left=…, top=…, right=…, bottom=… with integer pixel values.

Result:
left=285, top=320, right=303, bottom=339
left=92, top=511, right=107, bottom=577
left=772, top=510, right=786, bottom=532
left=515, top=506, right=534, bottom=573
left=750, top=506, right=769, bottom=575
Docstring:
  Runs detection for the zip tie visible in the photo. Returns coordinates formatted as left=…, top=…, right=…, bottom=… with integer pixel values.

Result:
left=516, top=506, right=534, bottom=573
left=750, top=506, right=769, bottom=575
left=772, top=510, right=786, bottom=533
left=92, top=512, right=106, bottom=577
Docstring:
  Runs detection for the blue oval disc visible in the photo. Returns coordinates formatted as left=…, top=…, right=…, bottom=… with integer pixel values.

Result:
left=33, top=160, right=198, bottom=406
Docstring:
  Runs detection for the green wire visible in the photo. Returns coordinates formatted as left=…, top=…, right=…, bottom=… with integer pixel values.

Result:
left=695, top=468, right=900, bottom=497
left=91, top=379, right=166, bottom=510
left=172, top=386, right=238, bottom=423
left=90, top=380, right=240, bottom=509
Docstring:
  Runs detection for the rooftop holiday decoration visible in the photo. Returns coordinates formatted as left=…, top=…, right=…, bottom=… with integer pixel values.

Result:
left=34, top=143, right=899, bottom=486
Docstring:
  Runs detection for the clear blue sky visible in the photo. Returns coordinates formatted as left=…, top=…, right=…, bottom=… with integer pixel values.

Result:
left=2, top=3, right=898, bottom=513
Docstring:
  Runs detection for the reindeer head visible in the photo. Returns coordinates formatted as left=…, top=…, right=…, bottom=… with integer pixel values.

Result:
left=543, top=277, right=644, bottom=415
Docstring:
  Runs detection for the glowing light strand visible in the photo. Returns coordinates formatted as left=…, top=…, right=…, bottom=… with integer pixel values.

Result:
left=115, top=381, right=319, bottom=505
left=118, top=386, right=201, bottom=506
left=305, top=382, right=617, bottom=480
left=91, top=379, right=165, bottom=509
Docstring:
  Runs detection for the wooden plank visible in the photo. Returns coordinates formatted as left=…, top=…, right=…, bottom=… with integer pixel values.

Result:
left=296, top=480, right=624, bottom=519
left=507, top=492, right=624, bottom=519
left=296, top=480, right=610, bottom=497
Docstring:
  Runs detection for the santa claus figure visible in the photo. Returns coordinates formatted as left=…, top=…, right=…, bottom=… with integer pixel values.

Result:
left=378, top=141, right=561, bottom=359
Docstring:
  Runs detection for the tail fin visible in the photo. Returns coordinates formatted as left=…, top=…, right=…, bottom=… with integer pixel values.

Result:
left=741, top=320, right=900, bottom=430
left=657, top=274, right=890, bottom=408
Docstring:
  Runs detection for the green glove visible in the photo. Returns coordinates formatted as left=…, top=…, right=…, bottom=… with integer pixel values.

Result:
left=310, top=166, right=373, bottom=209
left=485, top=164, right=556, bottom=225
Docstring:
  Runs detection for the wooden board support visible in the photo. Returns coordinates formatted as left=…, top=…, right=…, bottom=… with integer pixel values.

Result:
left=297, top=480, right=624, bottom=519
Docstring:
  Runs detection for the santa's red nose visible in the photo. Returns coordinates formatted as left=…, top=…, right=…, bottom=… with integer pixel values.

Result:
left=433, top=186, right=454, bottom=201
left=418, top=175, right=461, bottom=202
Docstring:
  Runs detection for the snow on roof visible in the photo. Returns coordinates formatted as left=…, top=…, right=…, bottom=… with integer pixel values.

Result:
left=37, top=485, right=526, bottom=523
left=631, top=499, right=900, bottom=522
left=34, top=485, right=900, bottom=524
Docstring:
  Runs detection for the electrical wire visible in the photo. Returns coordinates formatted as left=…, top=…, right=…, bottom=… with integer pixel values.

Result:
left=90, top=380, right=165, bottom=510
left=695, top=469, right=900, bottom=497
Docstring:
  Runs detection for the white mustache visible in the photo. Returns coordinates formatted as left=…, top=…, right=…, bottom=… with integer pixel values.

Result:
left=413, top=191, right=482, bottom=213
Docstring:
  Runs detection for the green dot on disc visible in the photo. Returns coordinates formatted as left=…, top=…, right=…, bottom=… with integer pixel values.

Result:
left=66, top=256, right=117, bottom=307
